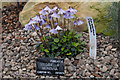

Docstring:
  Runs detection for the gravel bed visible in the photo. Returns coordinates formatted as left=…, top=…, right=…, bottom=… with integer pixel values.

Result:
left=1, top=3, right=120, bottom=79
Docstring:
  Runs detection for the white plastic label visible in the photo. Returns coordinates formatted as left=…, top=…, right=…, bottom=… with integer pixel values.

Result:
left=86, top=17, right=97, bottom=59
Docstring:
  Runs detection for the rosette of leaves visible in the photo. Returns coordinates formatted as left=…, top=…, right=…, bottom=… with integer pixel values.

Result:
left=36, top=29, right=85, bottom=58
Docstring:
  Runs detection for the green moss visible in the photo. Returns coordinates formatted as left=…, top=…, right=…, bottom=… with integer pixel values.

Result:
left=90, top=3, right=112, bottom=36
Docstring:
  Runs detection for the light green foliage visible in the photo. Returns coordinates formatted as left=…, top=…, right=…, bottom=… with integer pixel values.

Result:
left=90, top=2, right=120, bottom=46
left=106, top=2, right=120, bottom=46
left=90, top=4, right=112, bottom=35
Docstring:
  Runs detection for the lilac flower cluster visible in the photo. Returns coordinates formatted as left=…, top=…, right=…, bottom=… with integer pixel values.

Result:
left=24, top=5, right=83, bottom=35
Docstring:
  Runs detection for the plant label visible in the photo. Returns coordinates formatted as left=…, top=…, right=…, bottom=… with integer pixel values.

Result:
left=86, top=17, right=97, bottom=59
left=36, top=57, right=64, bottom=76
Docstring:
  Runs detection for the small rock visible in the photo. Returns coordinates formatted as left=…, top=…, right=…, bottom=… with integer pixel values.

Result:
left=103, top=51, right=107, bottom=54
left=90, top=75, right=94, bottom=78
left=110, top=69, right=115, bottom=75
left=15, top=47, right=21, bottom=52
left=28, top=66, right=33, bottom=70
left=0, top=73, right=2, bottom=78
left=95, top=67, right=99, bottom=72
left=24, top=38, right=28, bottom=43
left=86, top=64, right=93, bottom=71
left=64, top=58, right=71, bottom=66
left=16, top=54, right=20, bottom=59
left=75, top=54, right=81, bottom=59
left=31, top=32, right=37, bottom=36
left=73, top=60, right=79, bottom=66
left=19, top=69, right=23, bottom=74
left=106, top=45, right=112, bottom=51
left=11, top=67, right=18, bottom=71
left=66, top=74, right=72, bottom=77
left=3, top=75, right=12, bottom=78
left=85, top=72, right=91, bottom=76
left=5, top=63, right=10, bottom=67
left=72, top=72, right=76, bottom=78
left=71, top=58, right=74, bottom=62
left=94, top=61, right=100, bottom=66
left=91, top=73, right=101, bottom=77
left=7, top=40, right=12, bottom=44
left=68, top=66, right=74, bottom=72
left=103, top=56, right=111, bottom=63
left=111, top=48, right=117, bottom=51
left=101, top=66, right=108, bottom=72
left=22, top=68, right=26, bottom=71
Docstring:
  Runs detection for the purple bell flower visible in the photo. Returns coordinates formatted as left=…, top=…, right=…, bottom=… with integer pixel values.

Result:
left=68, top=7, right=77, bottom=14
left=32, top=15, right=41, bottom=22
left=44, top=5, right=52, bottom=13
left=55, top=25, right=63, bottom=30
left=40, top=14, right=46, bottom=19
left=28, top=19, right=38, bottom=25
left=49, top=28, right=58, bottom=34
left=54, top=21, right=58, bottom=26
left=41, top=19, right=46, bottom=25
left=58, top=8, right=65, bottom=14
left=46, top=24, right=50, bottom=29
left=47, top=13, right=52, bottom=20
left=77, top=20, right=83, bottom=25
left=39, top=9, right=48, bottom=15
left=65, top=9, right=73, bottom=15
left=63, top=13, right=73, bottom=19
left=32, top=24, right=40, bottom=30
left=51, top=12, right=60, bottom=18
left=52, top=6, right=58, bottom=11
left=74, top=21, right=77, bottom=25
left=24, top=24, right=32, bottom=30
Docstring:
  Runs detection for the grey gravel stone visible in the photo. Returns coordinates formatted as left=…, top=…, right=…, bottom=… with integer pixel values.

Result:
left=2, top=29, right=119, bottom=78
left=101, top=66, right=108, bottom=72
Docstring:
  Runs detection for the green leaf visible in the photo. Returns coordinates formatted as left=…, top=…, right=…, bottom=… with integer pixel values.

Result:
left=46, top=36, right=50, bottom=39
left=36, top=44, right=40, bottom=48
left=54, top=38, right=59, bottom=43
left=40, top=48, right=44, bottom=52
left=52, top=47, right=55, bottom=51
left=40, top=45, right=43, bottom=48
left=35, top=43, right=42, bottom=48
left=64, top=49, right=68, bottom=52
left=72, top=42, right=76, bottom=46
left=66, top=53, right=71, bottom=55
left=68, top=35, right=72, bottom=39
left=74, top=33, right=82, bottom=38
left=55, top=52, right=61, bottom=56
left=44, top=49, right=49, bottom=53
left=73, top=14, right=77, bottom=18
left=69, top=29, right=74, bottom=35
left=80, top=41, right=86, bottom=45
left=78, top=49, right=83, bottom=52
left=80, top=46, right=84, bottom=48
left=63, top=38, right=66, bottom=42
left=75, top=43, right=79, bottom=47
left=58, top=43, right=62, bottom=47
left=61, top=48, right=64, bottom=51
left=46, top=53, right=50, bottom=57
left=54, top=46, right=58, bottom=49
left=71, top=48, right=75, bottom=51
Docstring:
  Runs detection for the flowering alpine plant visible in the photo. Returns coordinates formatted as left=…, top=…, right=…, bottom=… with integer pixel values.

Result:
left=24, top=5, right=85, bottom=57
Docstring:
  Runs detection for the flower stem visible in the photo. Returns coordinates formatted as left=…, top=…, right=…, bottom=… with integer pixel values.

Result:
left=38, top=23, right=46, bottom=47
left=68, top=19, right=70, bottom=30
left=35, top=30, right=41, bottom=41
left=52, top=17, right=55, bottom=28
left=56, top=18, right=58, bottom=24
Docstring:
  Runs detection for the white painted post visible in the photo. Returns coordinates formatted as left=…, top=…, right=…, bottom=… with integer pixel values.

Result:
left=86, top=17, right=97, bottom=59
